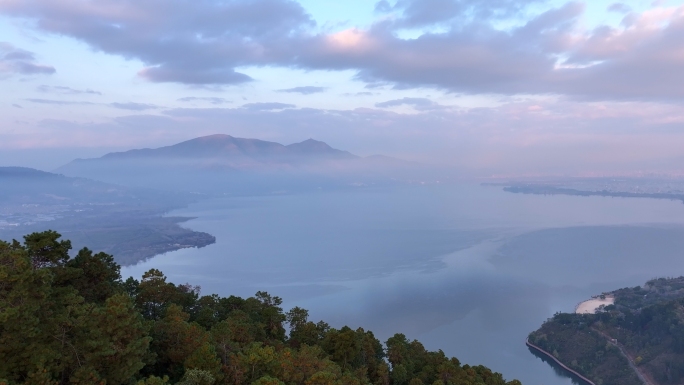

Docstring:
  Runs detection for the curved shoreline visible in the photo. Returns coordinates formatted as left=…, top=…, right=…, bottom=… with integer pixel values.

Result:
left=526, top=339, right=595, bottom=385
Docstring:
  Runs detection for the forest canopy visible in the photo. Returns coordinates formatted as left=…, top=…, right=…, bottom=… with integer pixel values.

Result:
left=0, top=231, right=522, bottom=385
left=529, top=277, right=684, bottom=385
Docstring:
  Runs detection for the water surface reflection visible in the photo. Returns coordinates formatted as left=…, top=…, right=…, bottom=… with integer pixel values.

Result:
left=123, top=184, right=684, bottom=384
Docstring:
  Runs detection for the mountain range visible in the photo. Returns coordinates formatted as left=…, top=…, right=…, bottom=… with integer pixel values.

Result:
left=56, top=135, right=410, bottom=194
left=75, top=135, right=355, bottom=164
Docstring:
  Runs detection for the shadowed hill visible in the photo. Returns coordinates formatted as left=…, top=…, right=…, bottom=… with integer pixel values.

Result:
left=0, top=166, right=56, bottom=177
left=0, top=166, right=134, bottom=203
left=96, top=135, right=356, bottom=161
left=55, top=135, right=413, bottom=194
left=285, top=138, right=355, bottom=159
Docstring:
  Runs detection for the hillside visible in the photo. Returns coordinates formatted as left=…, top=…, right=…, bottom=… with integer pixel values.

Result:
left=0, top=231, right=523, bottom=385
left=0, top=167, right=214, bottom=265
left=529, top=277, right=684, bottom=385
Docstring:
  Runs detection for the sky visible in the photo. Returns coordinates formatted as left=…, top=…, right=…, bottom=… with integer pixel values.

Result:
left=1, top=0, right=684, bottom=176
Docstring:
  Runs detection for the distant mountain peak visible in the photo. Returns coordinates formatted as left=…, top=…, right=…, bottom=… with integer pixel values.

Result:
left=51, top=135, right=408, bottom=194
left=292, top=138, right=332, bottom=147
left=58, top=134, right=358, bottom=173
left=301, top=138, right=324, bottom=143
left=286, top=138, right=354, bottom=159
left=190, top=134, right=239, bottom=142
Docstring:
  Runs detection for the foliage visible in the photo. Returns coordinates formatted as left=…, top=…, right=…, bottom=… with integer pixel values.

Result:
left=1, top=231, right=522, bottom=385
left=530, top=277, right=684, bottom=385
left=529, top=314, right=640, bottom=385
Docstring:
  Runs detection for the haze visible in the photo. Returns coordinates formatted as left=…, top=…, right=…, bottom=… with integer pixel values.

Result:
left=7, top=2, right=684, bottom=385
left=2, top=0, right=684, bottom=176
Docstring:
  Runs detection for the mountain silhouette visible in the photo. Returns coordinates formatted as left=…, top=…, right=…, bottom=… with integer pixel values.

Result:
left=53, top=135, right=402, bottom=194
left=95, top=135, right=356, bottom=161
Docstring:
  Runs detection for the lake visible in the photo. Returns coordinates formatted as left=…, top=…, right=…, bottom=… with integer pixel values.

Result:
left=122, top=183, right=684, bottom=385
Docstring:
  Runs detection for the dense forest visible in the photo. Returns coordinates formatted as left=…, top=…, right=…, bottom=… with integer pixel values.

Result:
left=0, top=231, right=522, bottom=385
left=529, top=277, right=684, bottom=385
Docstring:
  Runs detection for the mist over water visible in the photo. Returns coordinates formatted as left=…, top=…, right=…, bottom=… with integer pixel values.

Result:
left=123, top=183, right=684, bottom=385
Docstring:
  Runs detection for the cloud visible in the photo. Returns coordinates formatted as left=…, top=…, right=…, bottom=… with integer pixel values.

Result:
left=298, top=2, right=684, bottom=101
left=138, top=66, right=252, bottom=85
left=607, top=3, right=631, bottom=13
left=10, top=98, right=684, bottom=176
left=0, top=0, right=314, bottom=85
left=37, top=85, right=101, bottom=95
left=375, top=0, right=546, bottom=29
left=292, top=3, right=586, bottom=96
left=110, top=102, right=158, bottom=111
left=25, top=98, right=157, bottom=110
left=341, top=91, right=377, bottom=96
left=0, top=42, right=55, bottom=75
left=555, top=6, right=684, bottom=100
left=277, top=86, right=327, bottom=95
left=161, top=101, right=684, bottom=175
left=177, top=97, right=231, bottom=105
left=242, top=102, right=296, bottom=111
left=2, top=1, right=684, bottom=101
left=375, top=97, right=442, bottom=110
left=25, top=98, right=95, bottom=105
left=12, top=104, right=22, bottom=108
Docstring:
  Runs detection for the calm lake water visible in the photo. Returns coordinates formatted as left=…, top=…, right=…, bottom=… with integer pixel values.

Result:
left=122, top=183, right=684, bottom=385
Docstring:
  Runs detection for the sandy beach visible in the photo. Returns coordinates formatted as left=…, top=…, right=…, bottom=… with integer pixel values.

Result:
left=576, top=296, right=615, bottom=314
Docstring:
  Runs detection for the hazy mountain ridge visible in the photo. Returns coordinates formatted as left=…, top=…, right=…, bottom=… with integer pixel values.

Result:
left=0, top=166, right=138, bottom=204
left=0, top=166, right=56, bottom=177
left=55, top=134, right=419, bottom=194
left=92, top=135, right=356, bottom=163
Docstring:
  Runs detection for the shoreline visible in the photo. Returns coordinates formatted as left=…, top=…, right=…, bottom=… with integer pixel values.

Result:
left=0, top=214, right=216, bottom=267
left=503, top=185, right=684, bottom=203
left=526, top=339, right=595, bottom=385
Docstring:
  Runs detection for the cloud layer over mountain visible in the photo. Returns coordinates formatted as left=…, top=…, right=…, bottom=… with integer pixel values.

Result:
left=2, top=0, right=684, bottom=175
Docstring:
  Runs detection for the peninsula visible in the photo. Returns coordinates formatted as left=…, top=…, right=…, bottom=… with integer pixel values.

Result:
left=499, top=180, right=684, bottom=204
left=529, top=277, right=684, bottom=385
left=0, top=167, right=215, bottom=266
